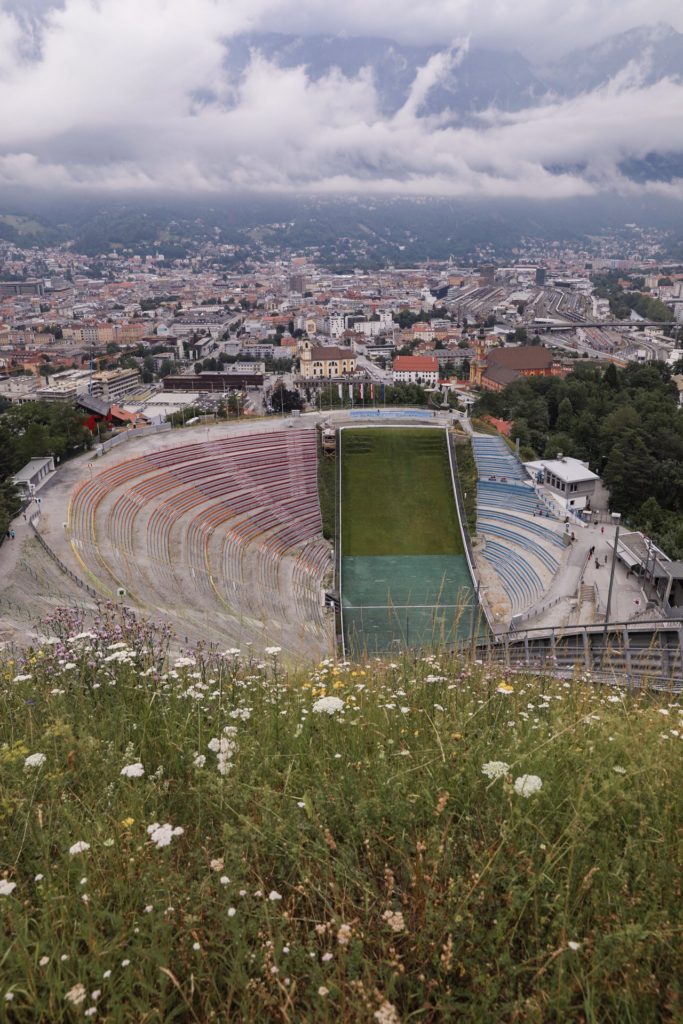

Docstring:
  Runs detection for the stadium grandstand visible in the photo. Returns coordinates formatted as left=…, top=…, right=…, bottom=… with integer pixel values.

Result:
left=66, top=429, right=332, bottom=658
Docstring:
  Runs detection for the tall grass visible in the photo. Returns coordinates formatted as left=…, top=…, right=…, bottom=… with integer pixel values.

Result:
left=0, top=606, right=681, bottom=1022
left=317, top=429, right=337, bottom=542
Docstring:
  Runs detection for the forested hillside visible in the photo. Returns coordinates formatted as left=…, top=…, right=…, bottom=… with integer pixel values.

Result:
left=475, top=362, right=683, bottom=557
left=0, top=401, right=92, bottom=536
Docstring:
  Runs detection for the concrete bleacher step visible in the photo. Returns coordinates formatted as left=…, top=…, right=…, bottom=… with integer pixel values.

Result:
left=67, top=429, right=332, bottom=656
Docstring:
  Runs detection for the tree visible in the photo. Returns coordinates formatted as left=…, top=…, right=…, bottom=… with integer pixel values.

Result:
left=511, top=417, right=531, bottom=449
left=555, top=397, right=574, bottom=433
left=603, top=363, right=619, bottom=390
left=270, top=385, right=303, bottom=413
left=602, top=433, right=655, bottom=512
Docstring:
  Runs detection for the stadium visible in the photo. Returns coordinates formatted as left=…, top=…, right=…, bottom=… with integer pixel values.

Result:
left=16, top=409, right=681, bottom=684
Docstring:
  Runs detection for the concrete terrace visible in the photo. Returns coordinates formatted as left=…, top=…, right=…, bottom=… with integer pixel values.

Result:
left=470, top=433, right=655, bottom=631
left=26, top=418, right=335, bottom=661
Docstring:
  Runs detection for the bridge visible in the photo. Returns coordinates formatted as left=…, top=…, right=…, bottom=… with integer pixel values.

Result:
left=470, top=618, right=683, bottom=692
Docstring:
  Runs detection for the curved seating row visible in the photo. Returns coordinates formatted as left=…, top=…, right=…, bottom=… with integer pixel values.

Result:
left=471, top=433, right=566, bottom=619
left=479, top=539, right=545, bottom=613
left=67, top=430, right=332, bottom=653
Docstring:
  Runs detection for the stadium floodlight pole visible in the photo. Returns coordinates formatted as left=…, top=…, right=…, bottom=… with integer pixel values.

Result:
left=603, top=512, right=621, bottom=636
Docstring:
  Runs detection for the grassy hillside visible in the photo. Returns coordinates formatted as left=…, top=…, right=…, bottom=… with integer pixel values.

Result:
left=0, top=607, right=680, bottom=1021
left=341, top=428, right=463, bottom=556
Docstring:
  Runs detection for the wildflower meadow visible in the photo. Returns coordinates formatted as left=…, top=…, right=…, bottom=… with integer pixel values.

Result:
left=0, top=605, right=681, bottom=1022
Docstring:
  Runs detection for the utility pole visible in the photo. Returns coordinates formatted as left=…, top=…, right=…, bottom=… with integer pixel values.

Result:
left=604, top=511, right=621, bottom=636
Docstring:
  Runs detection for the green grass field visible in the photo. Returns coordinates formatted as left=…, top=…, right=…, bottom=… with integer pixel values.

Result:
left=0, top=608, right=681, bottom=1022
left=341, top=428, right=463, bottom=556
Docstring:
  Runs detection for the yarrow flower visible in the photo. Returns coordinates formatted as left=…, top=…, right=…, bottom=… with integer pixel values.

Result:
left=65, top=983, right=87, bottom=1006
left=381, top=909, right=406, bottom=933
left=24, top=753, right=46, bottom=770
left=513, top=775, right=543, bottom=798
left=268, top=890, right=283, bottom=901
left=481, top=761, right=510, bottom=781
left=374, top=1000, right=402, bottom=1024
left=69, top=841, right=91, bottom=856
left=0, top=880, right=17, bottom=896
left=229, top=708, right=251, bottom=721
left=120, top=763, right=145, bottom=778
left=264, top=647, right=282, bottom=656
left=312, top=696, right=344, bottom=716
left=146, top=822, right=184, bottom=848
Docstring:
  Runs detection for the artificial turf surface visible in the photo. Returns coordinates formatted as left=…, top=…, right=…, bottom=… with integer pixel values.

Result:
left=340, top=427, right=464, bottom=556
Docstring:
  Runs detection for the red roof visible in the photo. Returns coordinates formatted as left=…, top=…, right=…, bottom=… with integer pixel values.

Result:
left=393, top=356, right=439, bottom=372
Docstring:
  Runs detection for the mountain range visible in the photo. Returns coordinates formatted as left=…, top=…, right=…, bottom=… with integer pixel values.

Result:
left=224, top=23, right=683, bottom=118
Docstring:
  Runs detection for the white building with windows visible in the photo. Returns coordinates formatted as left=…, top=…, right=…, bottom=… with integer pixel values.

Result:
left=525, top=456, right=599, bottom=512
left=392, top=355, right=439, bottom=386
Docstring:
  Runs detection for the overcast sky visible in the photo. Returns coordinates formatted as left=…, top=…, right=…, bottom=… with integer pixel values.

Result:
left=0, top=0, right=682, bottom=200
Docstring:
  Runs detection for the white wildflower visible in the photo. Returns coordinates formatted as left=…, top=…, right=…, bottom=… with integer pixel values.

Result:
left=381, top=909, right=406, bottom=933
left=513, top=775, right=543, bottom=798
left=69, top=841, right=90, bottom=856
left=229, top=707, right=251, bottom=720
left=264, top=647, right=281, bottom=656
left=193, top=754, right=206, bottom=768
left=312, top=696, right=344, bottom=716
left=39, top=956, right=50, bottom=966
left=481, top=760, right=510, bottom=781
left=567, top=940, right=581, bottom=951
left=228, top=906, right=236, bottom=916
left=268, top=890, right=283, bottom=901
left=337, top=923, right=353, bottom=945
left=613, top=765, right=627, bottom=774
left=0, top=880, right=16, bottom=896
left=318, top=985, right=329, bottom=997
left=24, top=752, right=47, bottom=770
left=210, top=858, right=224, bottom=872
left=374, top=1000, right=401, bottom=1024
left=65, top=983, right=87, bottom=1006
left=120, top=763, right=144, bottom=778
left=146, top=822, right=184, bottom=848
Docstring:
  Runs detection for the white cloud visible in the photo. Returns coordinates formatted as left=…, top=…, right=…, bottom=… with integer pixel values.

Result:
left=0, top=0, right=681, bottom=199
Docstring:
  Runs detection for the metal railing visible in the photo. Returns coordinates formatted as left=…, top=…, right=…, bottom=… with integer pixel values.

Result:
left=96, top=422, right=171, bottom=455
left=28, top=513, right=100, bottom=601
left=470, top=617, right=683, bottom=689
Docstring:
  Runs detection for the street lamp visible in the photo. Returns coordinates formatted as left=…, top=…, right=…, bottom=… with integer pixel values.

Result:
left=604, top=512, right=621, bottom=632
